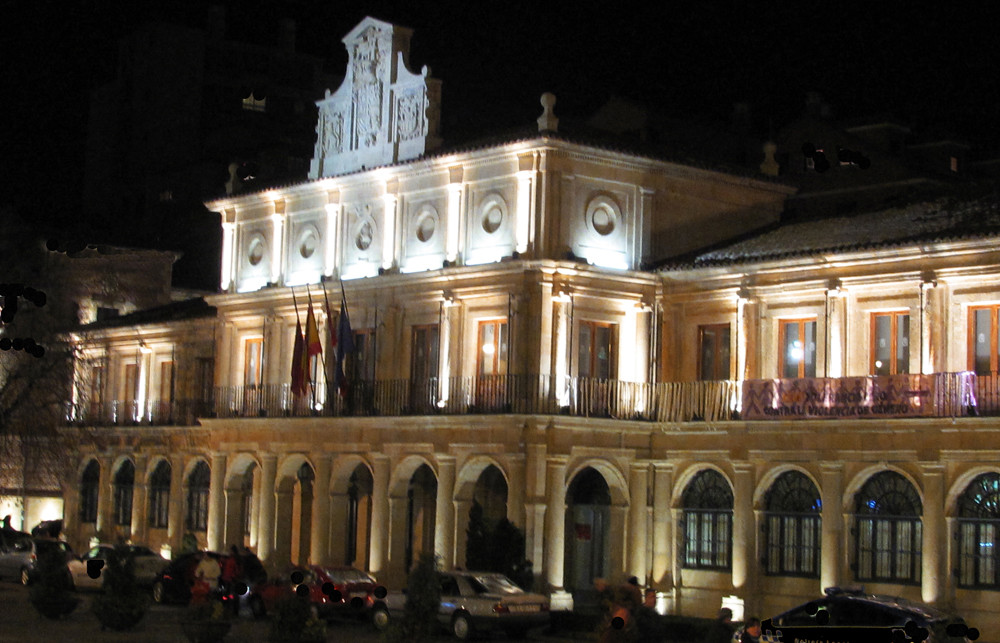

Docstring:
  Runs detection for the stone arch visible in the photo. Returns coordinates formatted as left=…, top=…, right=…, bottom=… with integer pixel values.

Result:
left=754, top=464, right=822, bottom=510
left=455, top=457, right=510, bottom=571
left=672, top=463, right=734, bottom=509
left=386, top=455, right=438, bottom=581
left=224, top=453, right=261, bottom=550
left=329, top=455, right=375, bottom=570
left=843, top=464, right=924, bottom=515
left=565, top=458, right=630, bottom=507
left=564, top=465, right=617, bottom=593
left=947, top=466, right=1000, bottom=517
left=274, top=455, right=316, bottom=567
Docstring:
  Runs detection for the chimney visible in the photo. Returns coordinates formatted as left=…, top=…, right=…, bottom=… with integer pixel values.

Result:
left=279, top=18, right=296, bottom=52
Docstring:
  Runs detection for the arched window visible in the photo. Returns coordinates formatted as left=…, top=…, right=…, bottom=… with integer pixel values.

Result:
left=854, top=471, right=922, bottom=583
left=682, top=470, right=733, bottom=570
left=957, top=472, right=1000, bottom=588
left=148, top=460, right=171, bottom=529
left=79, top=460, right=100, bottom=524
left=112, top=460, right=135, bottom=527
left=186, top=461, right=211, bottom=532
left=763, top=471, right=821, bottom=577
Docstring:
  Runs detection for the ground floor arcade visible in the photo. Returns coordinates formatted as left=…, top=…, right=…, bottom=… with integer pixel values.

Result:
left=61, top=415, right=1000, bottom=640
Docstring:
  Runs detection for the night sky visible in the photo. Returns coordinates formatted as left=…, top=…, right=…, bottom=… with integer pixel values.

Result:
left=4, top=1, right=998, bottom=285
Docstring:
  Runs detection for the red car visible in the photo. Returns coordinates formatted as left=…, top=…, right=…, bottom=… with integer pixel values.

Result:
left=249, top=565, right=377, bottom=621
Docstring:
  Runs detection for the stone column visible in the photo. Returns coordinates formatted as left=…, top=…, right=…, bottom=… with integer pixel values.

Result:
left=628, top=463, right=649, bottom=584
left=434, top=457, right=457, bottom=567
left=507, top=458, right=526, bottom=527
left=651, top=464, right=675, bottom=588
left=96, top=455, right=113, bottom=539
left=223, top=487, right=242, bottom=549
left=130, top=455, right=149, bottom=544
left=731, top=463, right=755, bottom=594
left=256, top=455, right=278, bottom=562
left=273, top=486, right=293, bottom=566
left=330, top=492, right=349, bottom=566
left=167, top=455, right=186, bottom=553
left=524, top=442, right=547, bottom=569
left=921, top=464, right=946, bottom=604
left=310, top=454, right=332, bottom=565
left=820, top=462, right=844, bottom=590
left=386, top=496, right=409, bottom=585
left=454, top=499, right=472, bottom=570
left=368, top=455, right=391, bottom=579
left=544, top=458, right=568, bottom=590
left=207, top=453, right=227, bottom=552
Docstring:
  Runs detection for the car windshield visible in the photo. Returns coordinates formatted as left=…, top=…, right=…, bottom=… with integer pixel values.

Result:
left=321, top=568, right=374, bottom=583
left=467, top=575, right=523, bottom=595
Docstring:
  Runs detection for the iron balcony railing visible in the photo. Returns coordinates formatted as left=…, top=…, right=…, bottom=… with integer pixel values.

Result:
left=64, top=372, right=985, bottom=427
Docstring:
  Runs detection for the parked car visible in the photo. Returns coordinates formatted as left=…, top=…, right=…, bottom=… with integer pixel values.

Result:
left=249, top=565, right=377, bottom=621
left=67, top=544, right=168, bottom=590
left=371, top=570, right=549, bottom=640
left=0, top=531, right=74, bottom=586
left=763, top=587, right=978, bottom=643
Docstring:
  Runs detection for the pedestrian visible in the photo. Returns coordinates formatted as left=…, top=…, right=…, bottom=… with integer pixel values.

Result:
left=634, top=588, right=666, bottom=642
left=740, top=617, right=762, bottom=643
left=600, top=584, right=638, bottom=643
left=220, top=545, right=243, bottom=614
left=705, top=607, right=735, bottom=643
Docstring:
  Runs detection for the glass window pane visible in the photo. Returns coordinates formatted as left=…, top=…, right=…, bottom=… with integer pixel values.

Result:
left=783, top=322, right=801, bottom=378
left=874, top=315, right=891, bottom=376
left=804, top=321, right=817, bottom=377
left=975, top=309, right=993, bottom=375
left=579, top=324, right=592, bottom=378
left=897, top=315, right=909, bottom=374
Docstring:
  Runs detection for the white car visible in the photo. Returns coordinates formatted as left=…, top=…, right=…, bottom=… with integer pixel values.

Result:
left=372, top=571, right=549, bottom=640
left=68, top=544, right=168, bottom=590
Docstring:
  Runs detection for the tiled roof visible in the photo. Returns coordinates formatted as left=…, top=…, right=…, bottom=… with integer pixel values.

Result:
left=80, top=297, right=216, bottom=331
left=662, top=192, right=1000, bottom=269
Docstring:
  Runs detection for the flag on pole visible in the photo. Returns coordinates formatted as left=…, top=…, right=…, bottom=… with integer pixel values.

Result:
left=305, top=297, right=322, bottom=360
left=334, top=295, right=355, bottom=396
left=290, top=291, right=307, bottom=397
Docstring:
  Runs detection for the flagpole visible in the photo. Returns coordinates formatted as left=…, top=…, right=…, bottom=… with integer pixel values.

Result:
left=291, top=288, right=304, bottom=408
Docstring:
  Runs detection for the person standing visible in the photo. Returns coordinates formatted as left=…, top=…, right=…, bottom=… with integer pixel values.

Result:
left=705, top=607, right=735, bottom=643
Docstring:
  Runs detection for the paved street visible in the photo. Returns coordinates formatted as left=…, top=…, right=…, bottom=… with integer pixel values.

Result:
left=0, top=581, right=544, bottom=643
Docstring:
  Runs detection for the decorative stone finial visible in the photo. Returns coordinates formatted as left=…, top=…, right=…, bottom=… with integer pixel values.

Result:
left=537, top=92, right=558, bottom=133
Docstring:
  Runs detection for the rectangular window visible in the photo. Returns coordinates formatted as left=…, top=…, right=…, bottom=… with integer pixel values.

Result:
left=410, top=325, right=439, bottom=411
left=765, top=513, right=820, bottom=577
left=476, top=320, right=509, bottom=409
left=871, top=312, right=909, bottom=375
left=958, top=520, right=1000, bottom=588
left=477, top=320, right=509, bottom=377
left=699, top=324, right=731, bottom=380
left=349, top=329, right=376, bottom=382
left=123, top=363, right=139, bottom=400
left=244, top=338, right=263, bottom=387
left=683, top=510, right=732, bottom=570
left=970, top=306, right=1000, bottom=375
left=113, top=485, right=133, bottom=527
left=159, top=361, right=174, bottom=402
left=186, top=488, right=209, bottom=532
left=148, top=486, right=169, bottom=529
left=857, top=517, right=922, bottom=583
left=779, top=319, right=817, bottom=378
left=579, top=321, right=615, bottom=380
left=90, top=363, right=105, bottom=417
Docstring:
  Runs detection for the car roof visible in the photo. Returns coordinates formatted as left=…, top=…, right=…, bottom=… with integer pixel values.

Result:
left=832, top=593, right=960, bottom=621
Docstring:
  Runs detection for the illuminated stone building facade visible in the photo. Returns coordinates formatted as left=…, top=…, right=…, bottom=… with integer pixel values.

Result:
left=62, top=17, right=1000, bottom=636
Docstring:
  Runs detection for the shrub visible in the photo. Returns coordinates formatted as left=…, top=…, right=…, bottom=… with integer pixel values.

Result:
left=91, top=544, right=149, bottom=631
left=381, top=552, right=441, bottom=643
left=29, top=542, right=79, bottom=619
left=267, top=595, right=326, bottom=642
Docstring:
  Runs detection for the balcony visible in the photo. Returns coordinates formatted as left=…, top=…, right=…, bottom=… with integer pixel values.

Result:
left=64, top=373, right=985, bottom=427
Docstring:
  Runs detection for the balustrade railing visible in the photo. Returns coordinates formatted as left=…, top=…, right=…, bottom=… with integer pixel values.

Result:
left=65, top=372, right=989, bottom=427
